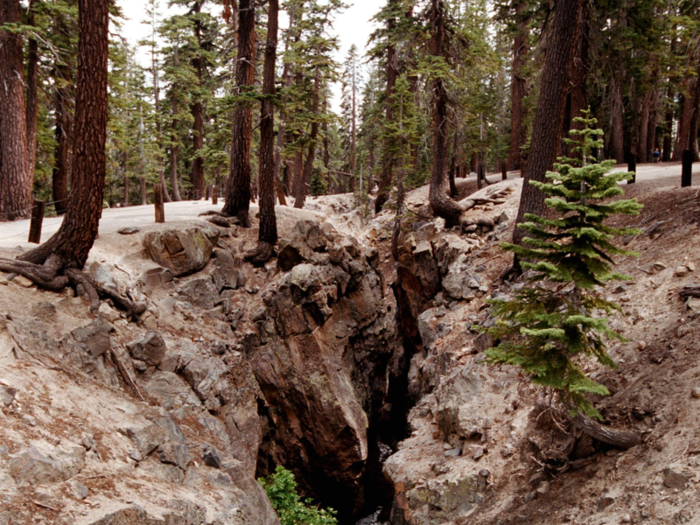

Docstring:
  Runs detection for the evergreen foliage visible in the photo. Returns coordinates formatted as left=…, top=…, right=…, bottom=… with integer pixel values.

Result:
left=483, top=110, right=643, bottom=418
left=258, top=466, right=338, bottom=525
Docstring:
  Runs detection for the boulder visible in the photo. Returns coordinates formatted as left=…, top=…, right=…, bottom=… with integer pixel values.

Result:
left=71, top=318, right=113, bottom=357
left=128, top=331, right=167, bottom=366
left=276, top=220, right=331, bottom=272
left=9, top=445, right=85, bottom=485
left=142, top=226, right=219, bottom=277
left=179, top=278, right=220, bottom=309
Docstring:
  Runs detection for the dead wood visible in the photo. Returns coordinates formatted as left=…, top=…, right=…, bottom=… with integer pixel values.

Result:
left=569, top=413, right=640, bottom=450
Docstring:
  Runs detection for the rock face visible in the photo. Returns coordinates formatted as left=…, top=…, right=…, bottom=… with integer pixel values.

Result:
left=245, top=221, right=402, bottom=517
left=143, top=226, right=220, bottom=276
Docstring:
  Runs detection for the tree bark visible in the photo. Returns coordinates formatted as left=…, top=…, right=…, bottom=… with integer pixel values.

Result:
left=662, top=87, right=673, bottom=161
left=223, top=0, right=255, bottom=225
left=52, top=59, right=72, bottom=216
left=246, top=0, right=278, bottom=264
left=374, top=0, right=399, bottom=213
left=673, top=87, right=693, bottom=161
left=0, top=0, right=32, bottom=221
left=566, top=1, right=589, bottom=156
left=428, top=0, right=462, bottom=227
left=508, top=2, right=528, bottom=171
left=26, top=0, right=39, bottom=176
left=170, top=88, right=183, bottom=201
left=294, top=67, right=320, bottom=209
left=190, top=1, right=205, bottom=199
left=687, top=63, right=700, bottom=160
left=19, top=0, right=109, bottom=269
left=637, top=90, right=651, bottom=163
left=513, top=0, right=583, bottom=246
left=609, top=75, right=625, bottom=163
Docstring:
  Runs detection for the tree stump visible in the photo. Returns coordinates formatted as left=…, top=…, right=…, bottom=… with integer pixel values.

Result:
left=154, top=184, right=165, bottom=223
left=628, top=158, right=636, bottom=184
left=682, top=149, right=693, bottom=187
left=28, top=200, right=44, bottom=244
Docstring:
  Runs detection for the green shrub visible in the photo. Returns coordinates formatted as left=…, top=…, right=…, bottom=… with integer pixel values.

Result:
left=258, top=466, right=338, bottom=525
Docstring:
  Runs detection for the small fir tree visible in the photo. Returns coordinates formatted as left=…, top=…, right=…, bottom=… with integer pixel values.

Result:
left=483, top=110, right=642, bottom=419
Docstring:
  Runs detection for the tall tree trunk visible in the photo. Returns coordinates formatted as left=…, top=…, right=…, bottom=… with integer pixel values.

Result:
left=274, top=8, right=297, bottom=201
left=223, top=0, right=255, bottom=225
left=20, top=0, right=109, bottom=269
left=428, top=0, right=462, bottom=226
left=190, top=1, right=205, bottom=199
left=513, top=0, right=583, bottom=246
left=609, top=75, right=625, bottom=163
left=52, top=59, right=71, bottom=216
left=566, top=1, right=589, bottom=154
left=662, top=87, right=674, bottom=161
left=647, top=88, right=659, bottom=161
left=151, top=16, right=171, bottom=203
left=374, top=0, right=399, bottom=213
left=687, top=63, right=700, bottom=160
left=247, top=0, right=278, bottom=264
left=26, top=0, right=39, bottom=176
left=673, top=87, right=693, bottom=161
left=170, top=89, right=182, bottom=201
left=637, top=90, right=651, bottom=163
left=508, top=2, right=528, bottom=170
left=0, top=0, right=32, bottom=221
left=294, top=67, right=320, bottom=209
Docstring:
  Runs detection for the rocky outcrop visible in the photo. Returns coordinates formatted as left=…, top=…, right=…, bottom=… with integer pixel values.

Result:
left=243, top=220, right=401, bottom=517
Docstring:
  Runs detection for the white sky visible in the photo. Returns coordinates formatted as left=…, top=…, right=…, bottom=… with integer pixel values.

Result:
left=115, top=0, right=381, bottom=111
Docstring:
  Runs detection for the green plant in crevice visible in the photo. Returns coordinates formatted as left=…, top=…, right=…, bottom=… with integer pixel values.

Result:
left=258, top=466, right=338, bottom=525
left=483, top=109, right=643, bottom=419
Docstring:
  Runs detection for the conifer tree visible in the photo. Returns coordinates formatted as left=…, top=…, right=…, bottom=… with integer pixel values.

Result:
left=483, top=110, right=642, bottom=421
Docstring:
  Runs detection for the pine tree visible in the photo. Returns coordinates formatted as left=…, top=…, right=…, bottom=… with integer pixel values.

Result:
left=484, top=110, right=642, bottom=419
left=0, top=0, right=33, bottom=221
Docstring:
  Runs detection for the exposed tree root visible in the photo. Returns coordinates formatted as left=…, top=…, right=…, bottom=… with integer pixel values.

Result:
left=244, top=242, right=275, bottom=266
left=0, top=255, right=146, bottom=319
left=569, top=412, right=640, bottom=450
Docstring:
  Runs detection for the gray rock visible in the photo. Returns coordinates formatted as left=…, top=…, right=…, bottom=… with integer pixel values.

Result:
left=9, top=445, right=85, bottom=485
left=81, top=433, right=96, bottom=450
left=142, top=226, right=219, bottom=277
left=444, top=447, right=461, bottom=457
left=0, top=386, right=17, bottom=407
left=597, top=496, right=615, bottom=511
left=139, top=267, right=175, bottom=291
left=469, top=445, right=484, bottom=460
left=692, top=387, right=700, bottom=399
left=179, top=277, right=219, bottom=309
left=663, top=468, right=687, bottom=489
left=202, top=445, right=222, bottom=469
left=120, top=423, right=164, bottom=457
left=143, top=371, right=202, bottom=411
left=158, top=441, right=192, bottom=470
left=210, top=249, right=242, bottom=292
left=687, top=298, right=700, bottom=316
left=31, top=301, right=57, bottom=321
left=442, top=273, right=477, bottom=301
left=128, top=331, right=167, bottom=366
left=71, top=480, right=89, bottom=500
left=118, top=226, right=141, bottom=235
left=71, top=318, right=112, bottom=357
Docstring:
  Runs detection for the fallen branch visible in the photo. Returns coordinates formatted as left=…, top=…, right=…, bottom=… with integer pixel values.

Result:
left=569, top=413, right=640, bottom=450
left=679, top=284, right=700, bottom=298
left=109, top=349, right=144, bottom=402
